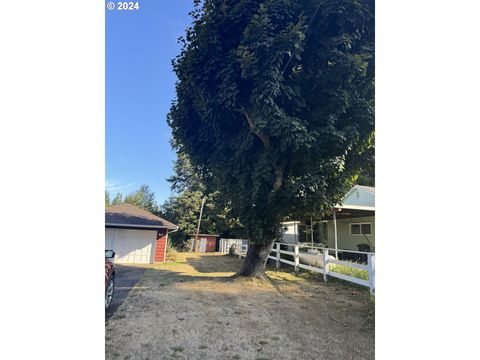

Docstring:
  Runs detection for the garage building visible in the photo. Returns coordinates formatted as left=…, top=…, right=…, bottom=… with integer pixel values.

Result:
left=105, top=203, right=178, bottom=264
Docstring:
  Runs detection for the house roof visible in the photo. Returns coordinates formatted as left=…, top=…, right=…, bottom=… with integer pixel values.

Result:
left=281, top=185, right=375, bottom=223
left=354, top=185, right=375, bottom=193
left=105, top=204, right=178, bottom=230
left=335, top=185, right=375, bottom=211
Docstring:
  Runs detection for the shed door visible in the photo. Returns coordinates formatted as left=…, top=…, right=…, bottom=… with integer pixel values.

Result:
left=200, top=238, right=207, bottom=253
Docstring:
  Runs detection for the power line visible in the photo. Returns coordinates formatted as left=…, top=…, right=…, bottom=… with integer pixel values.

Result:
left=247, top=0, right=323, bottom=133
left=281, top=0, right=323, bottom=76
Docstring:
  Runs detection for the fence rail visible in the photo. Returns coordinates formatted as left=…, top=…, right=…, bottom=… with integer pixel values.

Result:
left=220, top=240, right=375, bottom=294
left=267, top=242, right=375, bottom=294
left=219, top=238, right=249, bottom=258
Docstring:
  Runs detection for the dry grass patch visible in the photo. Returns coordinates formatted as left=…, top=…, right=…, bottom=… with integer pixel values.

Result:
left=106, top=253, right=374, bottom=360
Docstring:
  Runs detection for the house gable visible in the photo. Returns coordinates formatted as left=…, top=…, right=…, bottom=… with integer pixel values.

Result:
left=340, top=185, right=375, bottom=208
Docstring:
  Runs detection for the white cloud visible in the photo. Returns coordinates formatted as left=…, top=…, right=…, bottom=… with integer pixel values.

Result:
left=105, top=179, right=136, bottom=193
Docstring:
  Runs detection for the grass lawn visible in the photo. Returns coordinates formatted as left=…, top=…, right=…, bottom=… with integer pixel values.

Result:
left=106, top=253, right=374, bottom=360
left=329, top=264, right=369, bottom=280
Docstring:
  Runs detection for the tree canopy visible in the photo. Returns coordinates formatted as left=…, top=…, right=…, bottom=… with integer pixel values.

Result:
left=123, top=184, right=158, bottom=214
left=168, top=0, right=374, bottom=274
left=111, top=192, right=123, bottom=206
left=106, top=184, right=159, bottom=214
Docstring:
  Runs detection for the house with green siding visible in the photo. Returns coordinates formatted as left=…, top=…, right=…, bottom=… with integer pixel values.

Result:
left=281, top=185, right=375, bottom=255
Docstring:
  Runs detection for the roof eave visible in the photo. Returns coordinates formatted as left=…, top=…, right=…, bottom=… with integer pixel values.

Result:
left=105, top=223, right=177, bottom=230
left=334, top=205, right=375, bottom=211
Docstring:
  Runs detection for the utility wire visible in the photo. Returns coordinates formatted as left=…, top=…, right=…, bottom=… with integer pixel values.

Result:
left=247, top=0, right=323, bottom=136
left=281, top=0, right=323, bottom=76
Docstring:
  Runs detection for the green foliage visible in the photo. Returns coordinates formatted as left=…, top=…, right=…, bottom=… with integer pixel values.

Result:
left=354, top=131, right=374, bottom=186
left=167, top=152, right=204, bottom=193
left=160, top=153, right=245, bottom=249
left=165, top=242, right=178, bottom=262
left=161, top=189, right=205, bottom=249
left=107, top=185, right=160, bottom=214
left=123, top=184, right=158, bottom=214
left=168, top=0, right=375, bottom=245
left=105, top=190, right=111, bottom=207
left=111, top=192, right=123, bottom=205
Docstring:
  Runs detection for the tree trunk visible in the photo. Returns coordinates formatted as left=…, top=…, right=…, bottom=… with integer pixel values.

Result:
left=234, top=242, right=273, bottom=278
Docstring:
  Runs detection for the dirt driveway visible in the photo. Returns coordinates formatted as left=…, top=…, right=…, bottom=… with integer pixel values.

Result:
left=105, top=253, right=374, bottom=360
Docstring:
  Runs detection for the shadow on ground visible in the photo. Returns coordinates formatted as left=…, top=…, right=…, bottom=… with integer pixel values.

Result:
left=106, top=265, right=147, bottom=318
left=107, top=254, right=243, bottom=319
left=184, top=253, right=243, bottom=273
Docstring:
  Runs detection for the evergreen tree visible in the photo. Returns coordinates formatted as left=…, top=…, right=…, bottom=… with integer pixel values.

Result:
left=124, top=184, right=158, bottom=214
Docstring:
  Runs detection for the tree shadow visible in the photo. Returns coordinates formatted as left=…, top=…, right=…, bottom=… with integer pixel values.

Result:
left=185, top=254, right=244, bottom=273
left=106, top=255, right=246, bottom=320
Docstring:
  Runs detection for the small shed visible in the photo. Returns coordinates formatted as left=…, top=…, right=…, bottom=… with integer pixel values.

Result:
left=193, top=234, right=219, bottom=253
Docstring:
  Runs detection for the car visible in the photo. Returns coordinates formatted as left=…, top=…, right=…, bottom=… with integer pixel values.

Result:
left=105, top=249, right=116, bottom=310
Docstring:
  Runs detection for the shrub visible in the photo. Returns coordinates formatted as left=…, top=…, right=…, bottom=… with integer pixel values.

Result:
left=165, top=243, right=178, bottom=262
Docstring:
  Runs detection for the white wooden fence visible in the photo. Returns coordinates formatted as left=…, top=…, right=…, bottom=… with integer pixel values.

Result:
left=267, top=242, right=375, bottom=294
left=239, top=243, right=248, bottom=258
left=219, top=238, right=249, bottom=258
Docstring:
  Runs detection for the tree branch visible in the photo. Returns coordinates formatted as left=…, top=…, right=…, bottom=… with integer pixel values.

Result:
left=235, top=107, right=286, bottom=192
left=235, top=107, right=271, bottom=149
left=273, top=159, right=287, bottom=192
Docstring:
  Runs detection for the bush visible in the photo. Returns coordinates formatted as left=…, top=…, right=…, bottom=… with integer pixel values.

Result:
left=165, top=243, right=178, bottom=262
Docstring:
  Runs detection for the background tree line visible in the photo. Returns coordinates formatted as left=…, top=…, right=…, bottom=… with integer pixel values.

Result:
left=105, top=184, right=159, bottom=214
left=160, top=152, right=246, bottom=250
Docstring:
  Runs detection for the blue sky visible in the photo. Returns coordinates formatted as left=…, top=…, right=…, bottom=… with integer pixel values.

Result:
left=106, top=1, right=194, bottom=203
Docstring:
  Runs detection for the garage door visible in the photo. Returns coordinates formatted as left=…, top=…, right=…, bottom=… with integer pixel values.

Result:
left=104, top=229, right=157, bottom=264
left=105, top=229, right=116, bottom=251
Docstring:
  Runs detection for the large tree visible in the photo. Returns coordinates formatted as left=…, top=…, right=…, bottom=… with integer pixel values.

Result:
left=354, top=131, right=375, bottom=186
left=168, top=0, right=375, bottom=276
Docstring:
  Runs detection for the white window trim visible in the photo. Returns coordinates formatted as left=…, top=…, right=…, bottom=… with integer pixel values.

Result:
left=350, top=222, right=372, bottom=236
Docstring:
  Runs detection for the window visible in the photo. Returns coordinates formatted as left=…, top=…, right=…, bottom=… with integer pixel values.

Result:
left=350, top=224, right=361, bottom=235
left=350, top=222, right=372, bottom=235
left=361, top=223, right=372, bottom=235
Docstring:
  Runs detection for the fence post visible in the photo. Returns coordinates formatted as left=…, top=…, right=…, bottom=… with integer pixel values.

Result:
left=294, top=245, right=299, bottom=272
left=367, top=253, right=375, bottom=294
left=323, top=248, right=329, bottom=282
left=276, top=243, right=280, bottom=269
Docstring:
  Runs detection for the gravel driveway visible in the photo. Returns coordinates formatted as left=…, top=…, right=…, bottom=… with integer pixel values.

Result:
left=105, top=253, right=374, bottom=360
